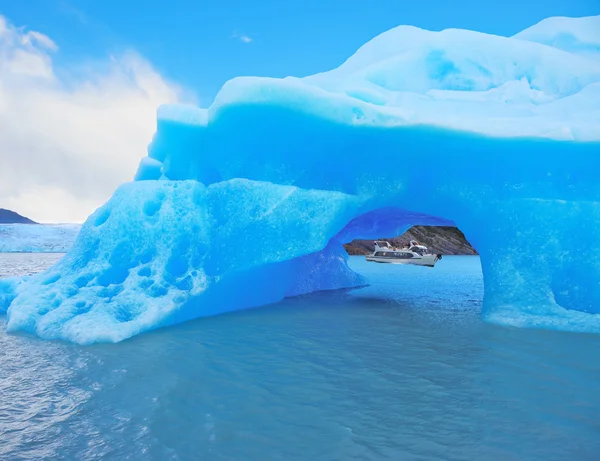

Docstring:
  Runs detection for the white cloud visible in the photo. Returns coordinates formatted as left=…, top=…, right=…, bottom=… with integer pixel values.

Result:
left=23, top=30, right=59, bottom=51
left=231, top=31, right=253, bottom=43
left=0, top=15, right=190, bottom=223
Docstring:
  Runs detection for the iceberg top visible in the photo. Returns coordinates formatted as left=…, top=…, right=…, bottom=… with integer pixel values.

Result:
left=155, top=15, right=600, bottom=145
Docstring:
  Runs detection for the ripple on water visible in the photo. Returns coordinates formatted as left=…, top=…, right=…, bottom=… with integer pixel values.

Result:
left=0, top=253, right=64, bottom=278
left=0, top=254, right=600, bottom=460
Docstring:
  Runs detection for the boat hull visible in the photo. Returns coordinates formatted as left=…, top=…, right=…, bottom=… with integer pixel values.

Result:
left=365, top=254, right=440, bottom=267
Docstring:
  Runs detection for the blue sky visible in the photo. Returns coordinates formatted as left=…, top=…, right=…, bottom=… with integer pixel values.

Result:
left=0, top=0, right=598, bottom=222
left=3, top=0, right=599, bottom=105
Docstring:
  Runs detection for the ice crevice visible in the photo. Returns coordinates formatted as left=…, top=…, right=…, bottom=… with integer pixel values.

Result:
left=2, top=15, right=600, bottom=343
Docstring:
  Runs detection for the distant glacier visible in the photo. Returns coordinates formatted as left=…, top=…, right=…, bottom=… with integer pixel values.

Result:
left=0, top=224, right=81, bottom=253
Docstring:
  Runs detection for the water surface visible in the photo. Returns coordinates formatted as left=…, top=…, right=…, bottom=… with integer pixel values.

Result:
left=1, top=254, right=599, bottom=460
left=0, top=252, right=64, bottom=278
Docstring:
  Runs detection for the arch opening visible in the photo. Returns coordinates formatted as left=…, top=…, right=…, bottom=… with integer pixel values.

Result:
left=331, top=207, right=483, bottom=318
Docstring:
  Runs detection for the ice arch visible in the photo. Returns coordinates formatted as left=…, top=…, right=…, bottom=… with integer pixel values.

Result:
left=2, top=15, right=600, bottom=344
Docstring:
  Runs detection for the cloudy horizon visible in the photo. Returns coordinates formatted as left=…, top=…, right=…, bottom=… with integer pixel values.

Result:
left=0, top=15, right=190, bottom=223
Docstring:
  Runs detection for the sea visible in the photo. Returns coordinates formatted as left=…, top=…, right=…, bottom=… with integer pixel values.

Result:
left=1, top=253, right=599, bottom=461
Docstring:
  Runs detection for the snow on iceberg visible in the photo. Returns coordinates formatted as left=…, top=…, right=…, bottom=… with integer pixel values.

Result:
left=0, top=224, right=80, bottom=253
left=4, top=16, right=600, bottom=344
left=513, top=15, right=600, bottom=60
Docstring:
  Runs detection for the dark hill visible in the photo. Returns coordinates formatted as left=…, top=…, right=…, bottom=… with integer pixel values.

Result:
left=343, top=226, right=477, bottom=255
left=0, top=209, right=37, bottom=224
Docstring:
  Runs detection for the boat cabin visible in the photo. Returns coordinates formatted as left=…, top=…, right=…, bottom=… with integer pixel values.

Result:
left=366, top=239, right=441, bottom=267
left=408, top=240, right=428, bottom=255
left=373, top=241, right=393, bottom=251
left=409, top=245, right=428, bottom=255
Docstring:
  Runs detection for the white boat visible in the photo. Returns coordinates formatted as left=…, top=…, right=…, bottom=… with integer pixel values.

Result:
left=365, top=240, right=442, bottom=267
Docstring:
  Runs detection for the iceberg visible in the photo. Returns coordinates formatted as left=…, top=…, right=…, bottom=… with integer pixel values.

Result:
left=0, top=224, right=81, bottom=253
left=3, top=16, right=600, bottom=344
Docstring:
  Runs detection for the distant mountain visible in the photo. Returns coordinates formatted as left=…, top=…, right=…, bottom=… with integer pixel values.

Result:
left=0, top=209, right=37, bottom=224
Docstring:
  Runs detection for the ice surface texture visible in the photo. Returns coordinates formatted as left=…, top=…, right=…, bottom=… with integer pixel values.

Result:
left=4, top=16, right=600, bottom=343
left=0, top=224, right=80, bottom=253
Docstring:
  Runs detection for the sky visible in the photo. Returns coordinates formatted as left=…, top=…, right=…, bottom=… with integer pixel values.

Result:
left=0, top=0, right=598, bottom=223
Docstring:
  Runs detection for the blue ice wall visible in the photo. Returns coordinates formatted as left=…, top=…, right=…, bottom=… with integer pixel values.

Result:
left=3, top=16, right=600, bottom=343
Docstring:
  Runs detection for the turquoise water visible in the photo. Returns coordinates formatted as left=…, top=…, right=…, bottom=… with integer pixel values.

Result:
left=1, top=254, right=599, bottom=460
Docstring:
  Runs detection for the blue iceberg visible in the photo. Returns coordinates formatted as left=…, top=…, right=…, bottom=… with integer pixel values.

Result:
left=3, top=16, right=600, bottom=344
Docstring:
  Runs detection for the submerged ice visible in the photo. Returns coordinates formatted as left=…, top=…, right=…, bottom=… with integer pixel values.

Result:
left=2, top=16, right=600, bottom=344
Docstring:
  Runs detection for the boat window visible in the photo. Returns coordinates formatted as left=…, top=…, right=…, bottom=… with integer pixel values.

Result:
left=410, top=247, right=424, bottom=255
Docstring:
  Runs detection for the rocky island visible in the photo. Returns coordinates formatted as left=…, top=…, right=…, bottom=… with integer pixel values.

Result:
left=343, top=226, right=477, bottom=255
